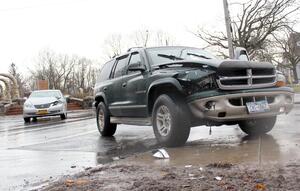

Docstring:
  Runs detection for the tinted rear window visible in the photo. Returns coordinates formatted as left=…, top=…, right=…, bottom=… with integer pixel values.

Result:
left=97, top=60, right=114, bottom=82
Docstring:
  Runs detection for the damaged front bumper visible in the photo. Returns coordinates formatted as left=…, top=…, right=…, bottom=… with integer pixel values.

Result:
left=187, top=87, right=294, bottom=122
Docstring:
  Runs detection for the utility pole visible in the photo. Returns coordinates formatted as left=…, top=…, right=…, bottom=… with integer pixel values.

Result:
left=223, top=0, right=234, bottom=59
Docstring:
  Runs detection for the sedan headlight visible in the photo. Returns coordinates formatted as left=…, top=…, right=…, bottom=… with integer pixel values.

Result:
left=24, top=103, right=34, bottom=108
left=51, top=100, right=63, bottom=107
left=276, top=71, right=286, bottom=87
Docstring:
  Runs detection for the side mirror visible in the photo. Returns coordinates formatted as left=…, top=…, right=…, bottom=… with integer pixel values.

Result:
left=128, top=62, right=146, bottom=72
left=234, top=47, right=249, bottom=61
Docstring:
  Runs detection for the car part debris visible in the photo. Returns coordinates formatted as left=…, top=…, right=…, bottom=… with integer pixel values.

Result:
left=185, top=165, right=192, bottom=168
left=152, top=148, right=170, bottom=159
left=214, top=176, right=222, bottom=181
left=255, top=183, right=266, bottom=190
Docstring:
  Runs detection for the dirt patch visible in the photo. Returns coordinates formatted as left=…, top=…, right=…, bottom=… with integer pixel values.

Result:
left=42, top=162, right=300, bottom=191
left=206, top=162, right=234, bottom=169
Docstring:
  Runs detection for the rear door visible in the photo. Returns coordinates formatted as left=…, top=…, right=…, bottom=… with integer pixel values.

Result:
left=107, top=54, right=129, bottom=116
left=95, top=60, right=115, bottom=107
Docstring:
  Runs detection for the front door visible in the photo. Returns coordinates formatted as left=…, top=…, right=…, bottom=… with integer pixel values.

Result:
left=120, top=52, right=148, bottom=117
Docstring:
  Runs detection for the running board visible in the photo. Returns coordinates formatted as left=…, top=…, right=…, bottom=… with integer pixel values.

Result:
left=110, top=117, right=152, bottom=126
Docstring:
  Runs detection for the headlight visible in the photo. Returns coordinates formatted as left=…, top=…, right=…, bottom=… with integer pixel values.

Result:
left=51, top=100, right=63, bottom=106
left=180, top=75, right=216, bottom=95
left=197, top=76, right=215, bottom=89
left=24, top=103, right=34, bottom=108
left=276, top=72, right=286, bottom=87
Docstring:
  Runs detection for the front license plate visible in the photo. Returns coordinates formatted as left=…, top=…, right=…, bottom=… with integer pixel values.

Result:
left=246, top=100, right=270, bottom=114
left=37, top=109, right=48, bottom=115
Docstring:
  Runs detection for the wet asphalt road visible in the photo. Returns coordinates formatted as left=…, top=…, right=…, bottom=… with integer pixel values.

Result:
left=1, top=103, right=300, bottom=190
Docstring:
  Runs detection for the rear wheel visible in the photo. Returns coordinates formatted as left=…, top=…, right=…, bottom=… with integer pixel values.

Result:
left=239, top=116, right=277, bottom=136
left=96, top=102, right=117, bottom=136
left=24, top=117, right=30, bottom=123
left=152, top=94, right=190, bottom=147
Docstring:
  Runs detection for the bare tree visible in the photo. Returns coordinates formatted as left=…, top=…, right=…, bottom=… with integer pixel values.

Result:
left=194, top=0, right=300, bottom=59
left=272, top=31, right=300, bottom=83
left=104, top=34, right=123, bottom=58
left=29, top=49, right=98, bottom=97
left=132, top=29, right=150, bottom=47
left=155, top=30, right=175, bottom=46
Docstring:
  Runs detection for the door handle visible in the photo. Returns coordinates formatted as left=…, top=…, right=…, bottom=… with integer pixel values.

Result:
left=122, top=82, right=127, bottom=87
left=103, top=87, right=107, bottom=91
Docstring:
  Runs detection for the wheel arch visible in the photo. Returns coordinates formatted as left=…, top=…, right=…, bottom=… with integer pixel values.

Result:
left=147, top=78, right=184, bottom=115
left=94, top=92, right=108, bottom=108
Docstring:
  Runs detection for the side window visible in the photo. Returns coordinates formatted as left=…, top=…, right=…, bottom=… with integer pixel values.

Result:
left=113, top=55, right=129, bottom=78
left=97, top=60, right=114, bottom=82
left=127, top=52, right=142, bottom=74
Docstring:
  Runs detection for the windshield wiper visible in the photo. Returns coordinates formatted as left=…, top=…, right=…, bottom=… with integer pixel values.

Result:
left=187, top=53, right=211, bottom=60
left=157, top=54, right=183, bottom=61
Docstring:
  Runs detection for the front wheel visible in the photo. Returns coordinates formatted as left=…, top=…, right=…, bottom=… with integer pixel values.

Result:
left=238, top=116, right=277, bottom=136
left=60, top=113, right=67, bottom=120
left=24, top=117, right=30, bottom=123
left=152, top=94, right=190, bottom=147
left=96, top=102, right=117, bottom=136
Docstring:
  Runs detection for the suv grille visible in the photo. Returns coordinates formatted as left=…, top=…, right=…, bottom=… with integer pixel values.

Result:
left=229, top=96, right=275, bottom=106
left=34, top=103, right=51, bottom=109
left=217, top=68, right=276, bottom=90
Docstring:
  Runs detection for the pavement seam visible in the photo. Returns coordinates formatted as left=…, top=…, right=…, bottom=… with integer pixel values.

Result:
left=8, top=129, right=98, bottom=149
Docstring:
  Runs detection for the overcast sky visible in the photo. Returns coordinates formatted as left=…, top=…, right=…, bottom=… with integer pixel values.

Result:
left=0, top=0, right=229, bottom=74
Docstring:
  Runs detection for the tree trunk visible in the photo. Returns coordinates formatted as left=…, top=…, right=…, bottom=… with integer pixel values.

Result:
left=292, top=66, right=299, bottom=84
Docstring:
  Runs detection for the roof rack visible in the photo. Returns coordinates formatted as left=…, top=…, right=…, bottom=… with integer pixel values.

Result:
left=127, top=47, right=144, bottom=52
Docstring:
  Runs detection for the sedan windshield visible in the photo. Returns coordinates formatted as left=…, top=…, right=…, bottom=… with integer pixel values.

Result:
left=30, top=91, right=62, bottom=98
left=146, top=47, right=218, bottom=66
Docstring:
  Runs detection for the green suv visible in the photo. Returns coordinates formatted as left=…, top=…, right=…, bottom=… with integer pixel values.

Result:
left=94, top=46, right=294, bottom=146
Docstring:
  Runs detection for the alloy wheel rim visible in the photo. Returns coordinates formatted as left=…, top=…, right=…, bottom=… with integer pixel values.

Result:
left=98, top=108, right=105, bottom=131
left=156, top=105, right=172, bottom=137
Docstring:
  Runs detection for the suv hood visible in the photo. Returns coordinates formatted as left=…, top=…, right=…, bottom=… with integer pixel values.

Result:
left=155, top=59, right=275, bottom=83
left=154, top=59, right=274, bottom=70
left=154, top=59, right=222, bottom=70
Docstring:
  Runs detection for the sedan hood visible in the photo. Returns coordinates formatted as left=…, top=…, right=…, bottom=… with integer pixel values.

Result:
left=26, top=97, right=58, bottom=105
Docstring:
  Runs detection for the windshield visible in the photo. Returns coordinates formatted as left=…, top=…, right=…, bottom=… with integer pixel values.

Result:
left=146, top=47, right=218, bottom=66
left=30, top=91, right=62, bottom=98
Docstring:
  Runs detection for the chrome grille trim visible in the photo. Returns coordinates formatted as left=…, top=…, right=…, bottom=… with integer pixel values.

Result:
left=217, top=68, right=276, bottom=90
left=34, top=103, right=51, bottom=109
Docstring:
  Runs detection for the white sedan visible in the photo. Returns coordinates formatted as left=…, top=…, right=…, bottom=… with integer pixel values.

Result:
left=23, top=90, right=67, bottom=123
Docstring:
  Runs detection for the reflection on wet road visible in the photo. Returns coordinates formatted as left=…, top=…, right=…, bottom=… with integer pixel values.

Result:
left=0, top=106, right=300, bottom=190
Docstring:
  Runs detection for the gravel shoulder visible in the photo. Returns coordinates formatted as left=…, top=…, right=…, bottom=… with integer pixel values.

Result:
left=42, top=161, right=300, bottom=191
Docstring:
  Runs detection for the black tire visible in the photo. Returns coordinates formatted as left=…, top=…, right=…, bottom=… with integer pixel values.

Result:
left=60, top=113, right=67, bottom=120
left=32, top=117, right=37, bottom=122
left=24, top=117, right=30, bottom=123
left=239, top=116, right=277, bottom=136
left=152, top=94, right=190, bottom=147
left=96, top=102, right=117, bottom=136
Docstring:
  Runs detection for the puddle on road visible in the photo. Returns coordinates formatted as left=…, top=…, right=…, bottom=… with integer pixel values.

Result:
left=125, top=134, right=300, bottom=167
